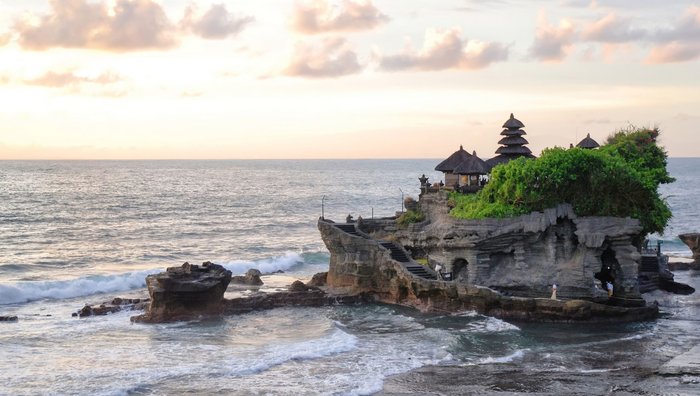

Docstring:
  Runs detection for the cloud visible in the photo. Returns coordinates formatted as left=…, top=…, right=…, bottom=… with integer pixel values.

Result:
left=380, top=28, right=509, bottom=71
left=647, top=6, right=700, bottom=63
left=182, top=3, right=254, bottom=39
left=581, top=13, right=647, bottom=43
left=0, top=32, right=11, bottom=46
left=647, top=41, right=700, bottom=64
left=283, top=37, right=363, bottom=78
left=25, top=70, right=122, bottom=88
left=14, top=0, right=178, bottom=51
left=530, top=12, right=576, bottom=62
left=290, top=0, right=388, bottom=34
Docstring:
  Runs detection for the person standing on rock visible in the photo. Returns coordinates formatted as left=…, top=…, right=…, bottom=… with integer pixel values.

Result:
left=551, top=283, right=557, bottom=300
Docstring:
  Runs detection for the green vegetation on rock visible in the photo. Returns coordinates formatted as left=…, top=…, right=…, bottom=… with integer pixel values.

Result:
left=450, top=127, right=674, bottom=235
left=397, top=210, right=425, bottom=228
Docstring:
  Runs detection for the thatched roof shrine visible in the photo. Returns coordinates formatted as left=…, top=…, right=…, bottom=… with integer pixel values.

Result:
left=454, top=151, right=490, bottom=175
left=576, top=133, right=600, bottom=149
left=435, top=145, right=473, bottom=172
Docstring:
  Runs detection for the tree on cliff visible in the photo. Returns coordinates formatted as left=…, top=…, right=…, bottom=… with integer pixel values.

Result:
left=450, top=127, right=674, bottom=235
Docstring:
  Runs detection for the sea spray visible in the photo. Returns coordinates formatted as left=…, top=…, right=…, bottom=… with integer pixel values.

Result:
left=0, top=252, right=308, bottom=305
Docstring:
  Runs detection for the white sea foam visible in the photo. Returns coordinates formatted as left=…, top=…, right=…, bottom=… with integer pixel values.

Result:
left=483, top=316, right=521, bottom=332
left=0, top=269, right=159, bottom=305
left=225, top=327, right=358, bottom=376
left=219, top=251, right=304, bottom=275
left=0, top=253, right=305, bottom=305
left=479, top=349, right=527, bottom=364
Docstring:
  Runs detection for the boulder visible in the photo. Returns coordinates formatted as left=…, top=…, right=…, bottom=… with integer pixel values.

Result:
left=231, top=269, right=263, bottom=286
left=307, top=272, right=328, bottom=287
left=131, top=261, right=232, bottom=323
left=289, top=280, right=309, bottom=292
left=0, top=315, right=18, bottom=322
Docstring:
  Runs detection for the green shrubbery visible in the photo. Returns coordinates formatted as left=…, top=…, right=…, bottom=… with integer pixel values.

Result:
left=397, top=210, right=425, bottom=228
left=449, top=127, right=674, bottom=235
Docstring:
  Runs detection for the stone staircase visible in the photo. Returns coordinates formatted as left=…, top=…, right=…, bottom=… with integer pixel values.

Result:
left=333, top=223, right=438, bottom=281
left=638, top=255, right=661, bottom=293
left=335, top=223, right=364, bottom=237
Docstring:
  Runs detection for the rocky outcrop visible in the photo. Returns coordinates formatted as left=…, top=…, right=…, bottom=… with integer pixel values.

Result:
left=223, top=291, right=370, bottom=316
left=679, top=233, right=700, bottom=267
left=131, top=261, right=232, bottom=323
left=0, top=315, right=18, bottom=322
left=231, top=269, right=263, bottom=286
left=308, top=271, right=328, bottom=287
left=318, top=199, right=659, bottom=322
left=73, top=298, right=149, bottom=317
left=318, top=218, right=657, bottom=322
left=363, top=194, right=645, bottom=304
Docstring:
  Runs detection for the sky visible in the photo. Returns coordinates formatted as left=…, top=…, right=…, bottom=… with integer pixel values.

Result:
left=1, top=0, right=699, bottom=159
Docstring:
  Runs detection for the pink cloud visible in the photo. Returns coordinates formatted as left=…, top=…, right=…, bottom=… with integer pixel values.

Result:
left=283, top=37, right=363, bottom=78
left=529, top=12, right=576, bottom=62
left=182, top=3, right=254, bottom=39
left=290, top=0, right=388, bottom=34
left=14, top=0, right=177, bottom=51
left=380, top=27, right=509, bottom=71
left=647, top=41, right=700, bottom=64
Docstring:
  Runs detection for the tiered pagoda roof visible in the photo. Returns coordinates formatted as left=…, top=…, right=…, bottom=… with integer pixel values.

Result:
left=487, top=113, right=535, bottom=167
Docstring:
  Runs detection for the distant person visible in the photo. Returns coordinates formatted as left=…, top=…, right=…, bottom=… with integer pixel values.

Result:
left=434, top=263, right=443, bottom=280
left=346, top=214, right=353, bottom=223
left=551, top=283, right=557, bottom=300
left=606, top=281, right=614, bottom=297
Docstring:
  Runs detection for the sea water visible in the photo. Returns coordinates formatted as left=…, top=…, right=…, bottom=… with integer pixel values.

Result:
left=1, top=159, right=699, bottom=395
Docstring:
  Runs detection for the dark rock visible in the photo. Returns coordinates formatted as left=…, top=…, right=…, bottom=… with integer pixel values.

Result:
left=660, top=279, right=696, bottom=295
left=308, top=272, right=328, bottom=287
left=223, top=290, right=370, bottom=315
left=289, top=280, right=309, bottom=292
left=74, top=298, right=150, bottom=318
left=0, top=315, right=18, bottom=322
left=131, top=261, right=232, bottom=323
left=231, top=269, right=263, bottom=286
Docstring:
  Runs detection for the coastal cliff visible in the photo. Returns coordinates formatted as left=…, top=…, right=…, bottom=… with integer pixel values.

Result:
left=372, top=193, right=645, bottom=304
left=318, top=212, right=658, bottom=322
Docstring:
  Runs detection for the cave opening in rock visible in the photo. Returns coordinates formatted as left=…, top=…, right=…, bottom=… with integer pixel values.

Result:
left=596, top=247, right=618, bottom=295
left=452, top=258, right=469, bottom=282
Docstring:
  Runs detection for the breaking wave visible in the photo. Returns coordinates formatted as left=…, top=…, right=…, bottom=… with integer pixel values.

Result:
left=0, top=252, right=306, bottom=305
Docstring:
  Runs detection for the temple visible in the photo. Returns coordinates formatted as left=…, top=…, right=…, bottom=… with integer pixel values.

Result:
left=316, top=112, right=688, bottom=322
left=434, top=113, right=536, bottom=193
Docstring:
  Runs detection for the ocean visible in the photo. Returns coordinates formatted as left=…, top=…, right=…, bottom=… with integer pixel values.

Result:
left=1, top=158, right=698, bottom=395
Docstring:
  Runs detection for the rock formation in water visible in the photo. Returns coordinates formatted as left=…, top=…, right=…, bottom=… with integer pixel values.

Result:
left=230, top=268, right=264, bottom=286
left=318, top=190, right=665, bottom=322
left=131, top=261, right=232, bottom=323
left=678, top=233, right=700, bottom=268
left=73, top=297, right=149, bottom=317
left=318, top=217, right=657, bottom=322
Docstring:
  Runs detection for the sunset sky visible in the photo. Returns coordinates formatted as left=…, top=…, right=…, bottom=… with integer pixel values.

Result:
left=1, top=0, right=699, bottom=159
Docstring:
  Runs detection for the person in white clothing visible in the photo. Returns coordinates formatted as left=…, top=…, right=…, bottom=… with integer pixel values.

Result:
left=551, top=283, right=557, bottom=300
left=434, top=263, right=443, bottom=280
